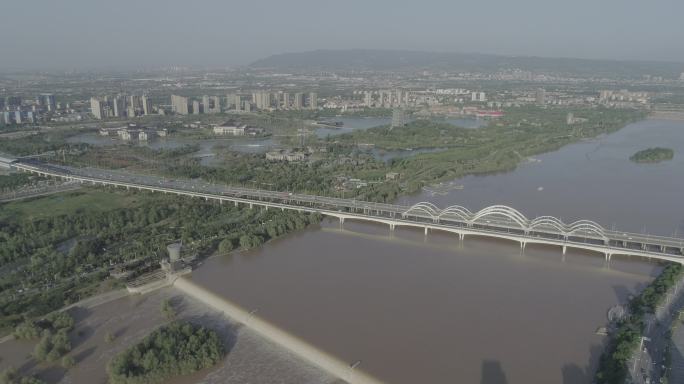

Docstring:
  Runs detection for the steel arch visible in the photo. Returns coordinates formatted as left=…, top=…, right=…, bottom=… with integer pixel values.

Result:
left=471, top=205, right=529, bottom=229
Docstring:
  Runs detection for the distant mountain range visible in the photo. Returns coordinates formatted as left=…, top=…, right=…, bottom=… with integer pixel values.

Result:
left=250, top=49, right=683, bottom=78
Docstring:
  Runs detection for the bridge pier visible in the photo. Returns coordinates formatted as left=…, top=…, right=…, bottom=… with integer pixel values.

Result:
left=520, top=241, right=526, bottom=251
left=389, top=223, right=395, bottom=231
left=562, top=245, right=567, bottom=255
left=424, top=227, right=428, bottom=236
left=249, top=203, right=253, bottom=209
left=605, top=252, right=612, bottom=262
left=234, top=201, right=238, bottom=207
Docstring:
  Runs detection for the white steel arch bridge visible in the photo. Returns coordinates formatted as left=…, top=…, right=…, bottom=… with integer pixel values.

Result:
left=11, top=160, right=684, bottom=265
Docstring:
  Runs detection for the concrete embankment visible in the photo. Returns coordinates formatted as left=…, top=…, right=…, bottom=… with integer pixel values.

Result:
left=173, top=277, right=384, bottom=384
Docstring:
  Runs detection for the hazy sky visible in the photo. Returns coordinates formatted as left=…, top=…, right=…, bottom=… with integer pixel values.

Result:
left=2, top=0, right=683, bottom=70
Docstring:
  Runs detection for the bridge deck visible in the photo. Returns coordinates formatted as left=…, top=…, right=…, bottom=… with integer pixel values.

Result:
left=13, top=160, right=684, bottom=264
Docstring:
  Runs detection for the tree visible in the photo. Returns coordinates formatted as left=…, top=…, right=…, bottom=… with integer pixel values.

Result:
left=218, top=239, right=233, bottom=253
left=239, top=235, right=252, bottom=249
left=0, top=367, right=45, bottom=384
left=62, top=355, right=75, bottom=369
left=161, top=299, right=175, bottom=320
left=104, top=331, right=115, bottom=343
left=107, top=321, right=225, bottom=384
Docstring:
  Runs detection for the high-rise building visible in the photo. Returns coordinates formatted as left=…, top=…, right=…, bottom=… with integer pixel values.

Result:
left=129, top=95, right=141, bottom=111
left=364, top=91, right=372, bottom=107
left=142, top=95, right=152, bottom=115
left=112, top=97, right=124, bottom=117
left=202, top=95, right=210, bottom=113
left=233, top=95, right=241, bottom=111
left=282, top=93, right=290, bottom=109
left=171, top=95, right=189, bottom=115
left=293, top=93, right=303, bottom=110
left=90, top=97, right=104, bottom=119
left=226, top=94, right=238, bottom=110
left=5, top=97, right=21, bottom=108
left=211, top=96, right=221, bottom=113
left=253, top=92, right=271, bottom=110
left=1, top=112, right=11, bottom=125
left=192, top=100, right=201, bottom=114
left=14, top=111, right=22, bottom=124
left=535, top=88, right=546, bottom=105
left=391, top=108, right=406, bottom=128
left=309, top=92, right=318, bottom=110
left=40, top=94, right=56, bottom=111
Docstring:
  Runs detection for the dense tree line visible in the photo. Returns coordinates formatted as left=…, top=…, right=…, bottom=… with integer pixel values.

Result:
left=0, top=368, right=45, bottom=384
left=629, top=147, right=674, bottom=163
left=107, top=321, right=224, bottom=384
left=0, top=189, right=320, bottom=332
left=0, top=174, right=37, bottom=192
left=13, top=312, right=74, bottom=363
left=13, top=312, right=74, bottom=340
left=595, top=263, right=682, bottom=383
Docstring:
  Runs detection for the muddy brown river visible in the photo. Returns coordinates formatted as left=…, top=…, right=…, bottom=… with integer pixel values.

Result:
left=190, top=119, right=684, bottom=383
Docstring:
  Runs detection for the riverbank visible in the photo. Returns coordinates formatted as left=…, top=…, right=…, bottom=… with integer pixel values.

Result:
left=0, top=286, right=340, bottom=384
left=596, top=264, right=683, bottom=383
left=174, top=277, right=382, bottom=384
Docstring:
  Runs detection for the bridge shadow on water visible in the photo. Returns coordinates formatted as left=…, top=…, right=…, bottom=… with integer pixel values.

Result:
left=480, top=360, right=508, bottom=384
left=561, top=344, right=603, bottom=384
left=477, top=344, right=602, bottom=384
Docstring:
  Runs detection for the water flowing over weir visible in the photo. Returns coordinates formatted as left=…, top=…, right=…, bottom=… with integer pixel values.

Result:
left=173, top=277, right=384, bottom=384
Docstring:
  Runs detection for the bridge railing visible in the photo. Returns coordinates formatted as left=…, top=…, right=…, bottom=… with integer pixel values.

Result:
left=15, top=160, right=684, bottom=254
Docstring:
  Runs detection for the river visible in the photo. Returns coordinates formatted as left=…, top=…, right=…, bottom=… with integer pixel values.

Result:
left=66, top=132, right=278, bottom=165
left=315, top=116, right=487, bottom=138
left=188, top=119, right=683, bottom=384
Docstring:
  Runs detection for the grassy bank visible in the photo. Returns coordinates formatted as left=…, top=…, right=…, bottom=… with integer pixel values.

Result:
left=595, top=263, right=683, bottom=384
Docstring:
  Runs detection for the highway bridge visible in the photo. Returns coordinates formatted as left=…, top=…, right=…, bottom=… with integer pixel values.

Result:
left=10, top=159, right=684, bottom=264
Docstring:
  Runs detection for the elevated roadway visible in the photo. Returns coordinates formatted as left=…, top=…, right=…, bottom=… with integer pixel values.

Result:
left=12, top=160, right=684, bottom=264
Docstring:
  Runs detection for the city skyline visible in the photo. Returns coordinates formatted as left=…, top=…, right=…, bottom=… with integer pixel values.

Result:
left=1, top=0, right=684, bottom=71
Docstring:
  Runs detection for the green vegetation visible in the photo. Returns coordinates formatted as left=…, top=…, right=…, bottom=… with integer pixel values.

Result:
left=0, top=130, right=87, bottom=157
left=105, top=331, right=115, bottom=343
left=161, top=299, right=175, bottom=320
left=61, top=355, right=75, bottom=369
left=0, top=188, right=320, bottom=334
left=13, top=312, right=75, bottom=364
left=13, top=312, right=74, bottom=340
left=595, top=263, right=683, bottom=384
left=0, top=368, right=45, bottom=384
left=0, top=190, right=142, bottom=221
left=0, top=174, right=38, bottom=192
left=629, top=147, right=674, bottom=163
left=107, top=321, right=224, bottom=384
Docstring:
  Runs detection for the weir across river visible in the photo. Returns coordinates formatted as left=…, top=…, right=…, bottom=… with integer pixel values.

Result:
left=10, top=159, right=684, bottom=264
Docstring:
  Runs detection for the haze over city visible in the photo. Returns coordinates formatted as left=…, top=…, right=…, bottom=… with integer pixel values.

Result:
left=2, top=0, right=684, bottom=70
left=2, top=2, right=684, bottom=384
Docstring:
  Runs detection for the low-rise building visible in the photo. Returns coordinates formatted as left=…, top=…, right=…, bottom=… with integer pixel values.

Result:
left=265, top=150, right=306, bottom=162
left=214, top=122, right=246, bottom=135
